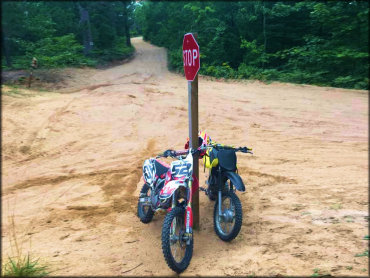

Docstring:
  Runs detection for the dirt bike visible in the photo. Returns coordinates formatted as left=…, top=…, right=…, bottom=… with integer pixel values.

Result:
left=137, top=147, right=202, bottom=273
left=200, top=143, right=253, bottom=241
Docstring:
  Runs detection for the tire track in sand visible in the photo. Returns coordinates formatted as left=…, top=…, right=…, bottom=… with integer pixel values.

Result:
left=17, top=96, right=78, bottom=163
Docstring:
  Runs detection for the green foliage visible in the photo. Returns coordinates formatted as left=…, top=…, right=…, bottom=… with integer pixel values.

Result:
left=237, top=63, right=262, bottom=79
left=136, top=1, right=369, bottom=90
left=90, top=37, right=134, bottom=63
left=168, top=49, right=183, bottom=72
left=9, top=34, right=99, bottom=69
left=26, top=34, right=85, bottom=68
left=2, top=1, right=136, bottom=70
left=311, top=268, right=331, bottom=277
left=2, top=254, right=49, bottom=277
left=311, top=268, right=320, bottom=277
left=240, top=39, right=267, bottom=67
left=202, top=63, right=236, bottom=79
left=354, top=250, right=369, bottom=257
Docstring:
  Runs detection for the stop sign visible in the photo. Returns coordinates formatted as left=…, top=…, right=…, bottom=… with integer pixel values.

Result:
left=183, top=33, right=200, bottom=81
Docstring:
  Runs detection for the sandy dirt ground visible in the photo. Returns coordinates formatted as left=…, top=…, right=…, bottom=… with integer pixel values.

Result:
left=2, top=37, right=368, bottom=276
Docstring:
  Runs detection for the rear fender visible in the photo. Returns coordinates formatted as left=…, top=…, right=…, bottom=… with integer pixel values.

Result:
left=224, top=171, right=245, bottom=192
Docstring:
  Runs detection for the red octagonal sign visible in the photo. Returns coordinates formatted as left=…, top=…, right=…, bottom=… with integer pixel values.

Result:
left=183, top=33, right=200, bottom=81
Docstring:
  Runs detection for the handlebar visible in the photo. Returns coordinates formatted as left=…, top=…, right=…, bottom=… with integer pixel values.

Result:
left=156, top=150, right=175, bottom=159
left=235, top=146, right=253, bottom=154
left=156, top=148, right=201, bottom=159
left=205, top=144, right=253, bottom=154
left=156, top=144, right=253, bottom=159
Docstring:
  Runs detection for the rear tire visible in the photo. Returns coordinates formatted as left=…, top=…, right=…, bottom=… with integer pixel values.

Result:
left=162, top=207, right=193, bottom=273
left=137, top=183, right=154, bottom=223
left=213, top=190, right=242, bottom=241
left=206, top=176, right=217, bottom=201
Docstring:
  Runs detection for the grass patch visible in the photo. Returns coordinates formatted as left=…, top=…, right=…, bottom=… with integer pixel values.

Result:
left=330, top=203, right=342, bottom=210
left=311, top=269, right=320, bottom=277
left=2, top=87, right=21, bottom=97
left=345, top=266, right=353, bottom=270
left=311, top=268, right=331, bottom=277
left=292, top=203, right=305, bottom=211
left=2, top=254, right=49, bottom=277
left=2, top=210, right=50, bottom=277
left=354, top=250, right=369, bottom=257
left=343, top=215, right=354, bottom=223
left=1, top=85, right=33, bottom=98
left=1, top=85, right=48, bottom=98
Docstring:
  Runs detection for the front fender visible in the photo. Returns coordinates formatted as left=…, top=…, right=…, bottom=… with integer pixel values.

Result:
left=224, top=171, right=245, bottom=192
left=159, top=180, right=186, bottom=200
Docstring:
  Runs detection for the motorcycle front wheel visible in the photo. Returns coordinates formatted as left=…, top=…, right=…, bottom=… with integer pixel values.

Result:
left=214, top=190, right=242, bottom=241
left=161, top=207, right=193, bottom=273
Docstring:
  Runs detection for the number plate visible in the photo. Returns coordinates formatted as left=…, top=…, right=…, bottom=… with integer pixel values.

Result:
left=171, top=161, right=189, bottom=179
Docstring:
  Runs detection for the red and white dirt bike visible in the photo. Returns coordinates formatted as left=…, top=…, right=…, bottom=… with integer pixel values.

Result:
left=137, top=147, right=202, bottom=273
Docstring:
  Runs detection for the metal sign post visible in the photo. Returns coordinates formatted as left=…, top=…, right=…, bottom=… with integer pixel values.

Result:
left=188, top=75, right=199, bottom=229
left=183, top=33, right=200, bottom=229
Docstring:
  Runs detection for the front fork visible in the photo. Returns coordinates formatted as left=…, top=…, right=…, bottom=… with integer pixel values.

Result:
left=169, top=177, right=193, bottom=245
left=184, top=178, right=193, bottom=245
left=217, top=168, right=223, bottom=217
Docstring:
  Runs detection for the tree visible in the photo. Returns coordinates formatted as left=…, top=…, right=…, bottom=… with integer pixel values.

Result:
left=2, top=27, right=12, bottom=67
left=77, top=2, right=93, bottom=55
left=1, top=1, right=135, bottom=69
left=122, top=1, right=131, bottom=47
left=137, top=0, right=369, bottom=89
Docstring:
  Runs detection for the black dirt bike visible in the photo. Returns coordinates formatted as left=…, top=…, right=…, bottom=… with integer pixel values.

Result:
left=201, top=144, right=253, bottom=241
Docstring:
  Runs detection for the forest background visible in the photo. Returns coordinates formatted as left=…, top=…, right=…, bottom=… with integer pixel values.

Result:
left=2, top=1, right=369, bottom=90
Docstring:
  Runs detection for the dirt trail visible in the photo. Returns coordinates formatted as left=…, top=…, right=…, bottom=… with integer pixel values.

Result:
left=2, top=37, right=368, bottom=276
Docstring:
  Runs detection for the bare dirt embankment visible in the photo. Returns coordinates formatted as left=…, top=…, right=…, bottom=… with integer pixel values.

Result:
left=2, top=37, right=368, bottom=276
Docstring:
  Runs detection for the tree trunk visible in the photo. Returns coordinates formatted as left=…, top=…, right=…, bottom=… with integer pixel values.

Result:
left=262, top=1, right=267, bottom=69
left=86, top=14, right=93, bottom=52
left=122, top=1, right=131, bottom=47
left=2, top=29, right=12, bottom=67
left=77, top=3, right=93, bottom=55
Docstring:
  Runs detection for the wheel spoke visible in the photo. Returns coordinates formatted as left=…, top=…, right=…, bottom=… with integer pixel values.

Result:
left=217, top=194, right=238, bottom=236
left=171, top=218, right=176, bottom=236
left=180, top=243, right=185, bottom=259
left=170, top=215, right=187, bottom=263
left=222, top=220, right=226, bottom=232
left=173, top=245, right=178, bottom=260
